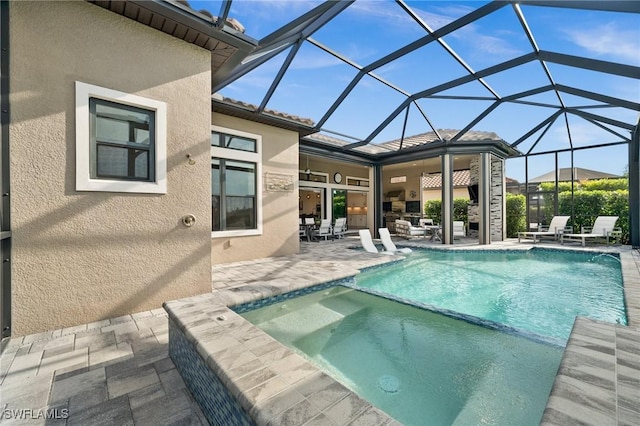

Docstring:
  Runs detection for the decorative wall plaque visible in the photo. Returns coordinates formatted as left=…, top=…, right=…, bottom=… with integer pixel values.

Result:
left=264, top=172, right=294, bottom=192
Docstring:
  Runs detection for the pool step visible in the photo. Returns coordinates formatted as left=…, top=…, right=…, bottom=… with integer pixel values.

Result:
left=258, top=303, right=350, bottom=341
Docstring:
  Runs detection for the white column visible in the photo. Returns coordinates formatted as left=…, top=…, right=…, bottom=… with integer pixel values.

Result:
left=441, top=153, right=454, bottom=244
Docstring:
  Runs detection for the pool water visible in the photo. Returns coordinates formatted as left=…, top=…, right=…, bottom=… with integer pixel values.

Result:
left=241, top=287, right=563, bottom=426
left=355, top=248, right=626, bottom=341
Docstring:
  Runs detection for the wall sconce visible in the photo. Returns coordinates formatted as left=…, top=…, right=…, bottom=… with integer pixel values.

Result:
left=186, top=154, right=196, bottom=165
left=306, top=194, right=310, bottom=199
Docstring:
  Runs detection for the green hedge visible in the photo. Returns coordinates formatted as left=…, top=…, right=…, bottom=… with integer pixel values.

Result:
left=506, top=193, right=526, bottom=237
left=527, top=178, right=629, bottom=244
left=558, top=190, right=629, bottom=243
left=424, top=199, right=469, bottom=225
left=540, top=178, right=628, bottom=192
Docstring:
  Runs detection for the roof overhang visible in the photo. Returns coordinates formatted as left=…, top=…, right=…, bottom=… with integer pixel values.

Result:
left=87, top=0, right=258, bottom=87
left=299, top=135, right=520, bottom=167
left=213, top=97, right=317, bottom=136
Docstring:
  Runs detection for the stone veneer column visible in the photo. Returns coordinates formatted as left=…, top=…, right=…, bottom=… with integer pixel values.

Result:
left=479, top=153, right=491, bottom=245
left=491, top=156, right=505, bottom=241
left=468, top=155, right=504, bottom=242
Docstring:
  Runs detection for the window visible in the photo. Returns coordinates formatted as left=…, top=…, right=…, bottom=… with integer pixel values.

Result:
left=211, top=131, right=256, bottom=152
left=346, top=176, right=370, bottom=187
left=211, top=126, right=262, bottom=237
left=76, top=82, right=166, bottom=193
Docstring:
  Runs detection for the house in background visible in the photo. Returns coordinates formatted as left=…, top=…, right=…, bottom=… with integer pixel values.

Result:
left=528, top=167, right=621, bottom=183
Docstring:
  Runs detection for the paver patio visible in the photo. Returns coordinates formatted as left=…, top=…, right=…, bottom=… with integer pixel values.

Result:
left=1, top=237, right=638, bottom=425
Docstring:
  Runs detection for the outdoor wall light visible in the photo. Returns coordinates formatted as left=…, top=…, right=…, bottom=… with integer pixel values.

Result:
left=186, top=154, right=196, bottom=165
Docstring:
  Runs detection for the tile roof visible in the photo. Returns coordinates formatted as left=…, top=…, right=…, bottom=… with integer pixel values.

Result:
left=177, top=0, right=246, bottom=32
left=529, top=167, right=620, bottom=183
left=305, top=129, right=505, bottom=155
left=379, top=129, right=504, bottom=151
left=213, top=95, right=315, bottom=127
left=422, top=170, right=470, bottom=189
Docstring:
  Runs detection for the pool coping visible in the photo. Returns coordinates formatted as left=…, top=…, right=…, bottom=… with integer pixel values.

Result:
left=165, top=243, right=640, bottom=425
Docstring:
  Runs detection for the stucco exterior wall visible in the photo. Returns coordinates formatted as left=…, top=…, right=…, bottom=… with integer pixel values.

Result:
left=10, top=2, right=212, bottom=335
left=211, top=114, right=299, bottom=264
left=422, top=188, right=469, bottom=201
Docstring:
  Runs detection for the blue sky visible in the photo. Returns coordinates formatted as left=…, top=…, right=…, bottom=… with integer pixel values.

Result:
left=194, top=1, right=639, bottom=182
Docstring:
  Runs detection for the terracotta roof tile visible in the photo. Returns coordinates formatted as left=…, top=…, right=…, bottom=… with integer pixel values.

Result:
left=422, top=170, right=470, bottom=189
left=213, top=95, right=315, bottom=127
left=380, top=129, right=503, bottom=151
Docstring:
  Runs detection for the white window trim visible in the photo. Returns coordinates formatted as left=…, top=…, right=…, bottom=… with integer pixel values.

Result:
left=211, top=125, right=262, bottom=238
left=346, top=175, right=370, bottom=186
left=75, top=81, right=167, bottom=194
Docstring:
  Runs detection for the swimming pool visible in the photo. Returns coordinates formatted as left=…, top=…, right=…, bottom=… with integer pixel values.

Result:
left=355, top=248, right=626, bottom=341
left=240, top=286, right=563, bottom=425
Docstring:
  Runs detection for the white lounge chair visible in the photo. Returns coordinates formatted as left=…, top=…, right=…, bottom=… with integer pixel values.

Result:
left=518, top=216, right=571, bottom=243
left=453, top=221, right=466, bottom=239
left=314, top=219, right=332, bottom=240
left=333, top=217, right=347, bottom=239
left=358, top=229, right=394, bottom=255
left=379, top=228, right=412, bottom=254
left=561, top=216, right=620, bottom=247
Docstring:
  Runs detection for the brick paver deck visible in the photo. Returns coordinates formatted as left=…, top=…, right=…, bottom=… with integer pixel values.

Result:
left=1, top=237, right=638, bottom=425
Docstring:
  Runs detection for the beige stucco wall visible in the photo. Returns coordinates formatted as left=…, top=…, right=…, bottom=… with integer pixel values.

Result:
left=10, top=2, right=212, bottom=335
left=423, top=188, right=469, bottom=201
left=304, top=157, right=370, bottom=181
left=211, top=114, right=299, bottom=264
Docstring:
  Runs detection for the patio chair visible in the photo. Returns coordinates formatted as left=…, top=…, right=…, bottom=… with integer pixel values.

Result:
left=561, top=216, right=621, bottom=247
left=299, top=218, right=306, bottom=240
left=333, top=217, right=347, bottom=239
left=379, top=228, right=412, bottom=254
left=358, top=229, right=395, bottom=255
left=418, top=218, right=434, bottom=227
left=395, top=220, right=425, bottom=239
left=314, top=219, right=333, bottom=240
left=517, top=216, right=571, bottom=243
left=453, top=221, right=466, bottom=239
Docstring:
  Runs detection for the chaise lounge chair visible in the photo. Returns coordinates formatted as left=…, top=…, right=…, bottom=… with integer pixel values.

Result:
left=379, top=228, right=412, bottom=254
left=517, top=216, right=571, bottom=243
left=560, top=216, right=620, bottom=247
left=359, top=229, right=394, bottom=255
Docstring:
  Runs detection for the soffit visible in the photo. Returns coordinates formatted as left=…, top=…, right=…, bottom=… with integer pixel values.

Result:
left=87, top=0, right=258, bottom=85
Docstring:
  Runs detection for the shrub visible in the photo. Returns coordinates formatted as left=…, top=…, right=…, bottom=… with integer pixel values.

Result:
left=424, top=200, right=441, bottom=224
left=506, top=193, right=526, bottom=237
left=558, top=190, right=629, bottom=243
left=424, top=198, right=469, bottom=224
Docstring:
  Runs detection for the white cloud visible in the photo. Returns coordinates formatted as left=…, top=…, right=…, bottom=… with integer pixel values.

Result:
left=411, top=4, right=525, bottom=62
left=416, top=4, right=474, bottom=29
left=563, top=23, right=640, bottom=65
left=348, top=1, right=413, bottom=24
left=289, top=52, right=344, bottom=70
